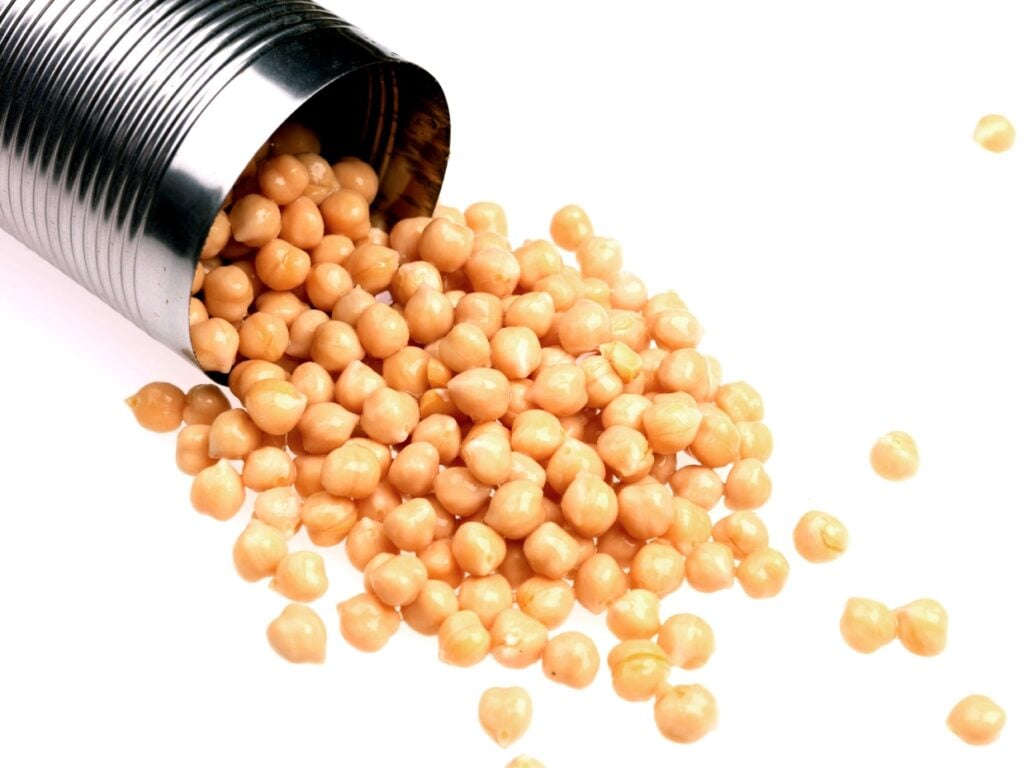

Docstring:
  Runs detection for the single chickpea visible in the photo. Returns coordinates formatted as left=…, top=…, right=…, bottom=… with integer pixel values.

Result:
left=420, top=539, right=465, bottom=589
left=337, top=593, right=401, bottom=652
left=310, top=320, right=364, bottom=373
left=190, top=459, right=245, bottom=521
left=302, top=263, right=351, bottom=312
left=451, top=522, right=507, bottom=577
left=575, top=235, right=622, bottom=281
left=642, top=399, right=702, bottom=454
left=311, top=233, right=355, bottom=265
left=512, top=240, right=562, bottom=290
left=656, top=349, right=710, bottom=399
left=549, top=204, right=593, bottom=251
left=609, top=272, right=647, bottom=311
left=535, top=345, right=575, bottom=372
left=241, top=446, right=295, bottom=492
left=607, top=589, right=661, bottom=640
left=510, top=410, right=565, bottom=462
left=345, top=518, right=398, bottom=571
left=410, top=414, right=461, bottom=465
left=201, top=210, right=231, bottom=259
left=558, top=474, right=617, bottom=539
left=685, top=542, right=735, bottom=593
left=596, top=425, right=653, bottom=483
left=252, top=486, right=301, bottom=537
left=579, top=356, right=624, bottom=410
left=125, top=382, right=185, bottom=432
left=608, top=308, right=649, bottom=352
left=737, top=420, right=773, bottom=462
left=870, top=430, right=919, bottom=481
left=596, top=524, right=642, bottom=569
left=270, top=122, right=320, bottom=156
left=207, top=408, right=260, bottom=459
left=293, top=454, right=326, bottom=498
left=435, top=467, right=492, bottom=518
left=630, top=543, right=686, bottom=597
left=658, top=613, right=715, bottom=669
left=254, top=290, right=308, bottom=326
left=712, top=510, right=769, bottom=559
left=297, top=153, right=340, bottom=204
left=385, top=442, right=439, bottom=498
left=661, top=497, right=710, bottom=556
left=448, top=368, right=511, bottom=422
left=669, top=465, right=724, bottom=510
left=504, top=292, right=555, bottom=338
left=840, top=597, right=898, bottom=653
left=405, top=285, right=455, bottom=344
left=354, top=303, right=408, bottom=360
left=459, top=574, right=514, bottom=629
left=230, top=194, right=281, bottom=247
left=574, top=553, right=628, bottom=613
left=530, top=364, right=588, bottom=417
left=381, top=347, right=430, bottom=399
left=439, top=322, right=491, bottom=373
left=392, top=261, right=443, bottom=307
left=181, top=384, right=229, bottom=427
left=359, top=387, right=419, bottom=444
left=651, top=308, right=702, bottom=350
left=608, top=639, right=671, bottom=702
left=242, top=379, right=307, bottom=436
left=330, top=286, right=375, bottom=326
left=232, top=520, right=287, bottom=582
left=601, top=393, right=652, bottom=431
left=654, top=685, right=718, bottom=744
left=689, top=406, right=741, bottom=468
left=455, top=291, right=504, bottom=339
left=480, top=481, right=543, bottom=541
left=258, top=154, right=310, bottom=206
left=188, top=297, right=208, bottom=326
left=383, top=499, right=438, bottom=553
left=236, top=312, right=288, bottom=363
left=516, top=577, right=574, bottom=629
left=490, top=609, right=549, bottom=669
left=345, top=244, right=399, bottom=293
left=321, top=442, right=381, bottom=499
left=191, top=317, right=240, bottom=373
left=464, top=201, right=508, bottom=236
left=736, top=547, right=789, bottom=599
left=252, top=239, right=310, bottom=292
left=270, top=551, right=327, bottom=602
left=296, top=401, right=356, bottom=456
left=523, top=522, right=580, bottom=579
left=265, top=603, right=326, bottom=665
left=793, top=510, right=849, bottom=563
left=399, top=579, right=457, bottom=636
left=478, top=686, right=531, bottom=748
left=490, top=327, right=542, bottom=380
left=974, top=114, right=1015, bottom=152
left=894, top=598, right=948, bottom=656
left=459, top=432, right=510, bottom=488
left=438, top=610, right=491, bottom=666
left=616, top=481, right=673, bottom=540
left=355, top=482, right=403, bottom=523
left=558, top=299, right=611, bottom=355
left=723, top=458, right=772, bottom=510
left=330, top=157, right=378, bottom=201
left=175, top=424, right=216, bottom=475
left=715, top=381, right=764, bottom=422
left=538, top=631, right=599, bottom=689
left=333, top=360, right=384, bottom=413
left=418, top=217, right=474, bottom=273
left=300, top=492, right=357, bottom=547
left=366, top=553, right=428, bottom=607
left=947, top=694, right=1006, bottom=745
left=191, top=261, right=205, bottom=295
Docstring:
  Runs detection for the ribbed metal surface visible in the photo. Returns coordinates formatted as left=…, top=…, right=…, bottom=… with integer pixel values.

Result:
left=0, top=0, right=450, bottom=360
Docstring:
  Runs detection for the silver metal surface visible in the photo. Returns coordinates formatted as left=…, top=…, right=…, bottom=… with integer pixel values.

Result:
left=0, top=0, right=450, bottom=362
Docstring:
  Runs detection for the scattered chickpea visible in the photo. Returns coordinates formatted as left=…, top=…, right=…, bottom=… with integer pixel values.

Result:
left=242, top=446, right=296, bottom=491
left=736, top=547, right=789, bottom=598
left=126, top=382, right=186, bottom=432
left=543, top=631, right=600, bottom=688
left=175, top=424, right=216, bottom=475
left=793, top=511, right=849, bottom=563
left=561, top=473, right=618, bottom=537
left=190, top=459, right=245, bottom=521
left=723, top=458, right=772, bottom=510
left=321, top=442, right=381, bottom=499
left=452, top=522, right=508, bottom=577
left=685, top=542, right=735, bottom=593
left=243, top=379, right=308, bottom=436
left=974, top=114, right=1015, bottom=152
left=617, top=481, right=673, bottom=540
left=478, top=686, right=532, bottom=748
left=448, top=367, right=510, bottom=422
left=712, top=510, right=769, bottom=559
left=366, top=553, right=428, bottom=607
left=438, top=610, right=491, bottom=666
left=550, top=204, right=593, bottom=251
left=516, top=577, right=574, bottom=629
left=458, top=574, right=514, bottom=629
left=300, top=492, right=357, bottom=547
left=947, top=694, right=1006, bottom=746
left=840, top=597, right=898, bottom=654
left=270, top=551, right=327, bottom=602
left=664, top=497, right=712, bottom=556
left=337, top=593, right=401, bottom=652
left=630, top=542, right=686, bottom=597
left=524, top=522, right=580, bottom=579
left=402, top=579, right=458, bottom=635
left=345, top=518, right=398, bottom=571
left=894, top=598, right=948, bottom=656
left=658, top=613, right=715, bottom=670
left=608, top=639, right=671, bottom=702
left=233, top=520, right=287, bottom=582
left=669, top=465, right=724, bottom=510
left=490, top=608, right=549, bottom=668
left=383, top=498, right=437, bottom=553
left=266, top=603, right=326, bottom=664
left=870, top=431, right=919, bottom=481
left=654, top=684, right=718, bottom=744
left=230, top=194, right=281, bottom=247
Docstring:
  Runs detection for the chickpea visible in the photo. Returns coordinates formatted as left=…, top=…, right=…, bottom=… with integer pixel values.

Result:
left=685, top=542, right=735, bottom=593
left=207, top=409, right=259, bottom=462
left=270, top=551, right=327, bottom=602
left=355, top=481, right=403, bottom=523
left=616, top=481, right=673, bottom=540
left=608, top=639, right=670, bottom=702
left=265, top=603, right=326, bottom=665
left=181, top=384, right=229, bottom=427
left=490, top=608, right=549, bottom=669
left=463, top=201, right=508, bottom=236
left=189, top=297, right=208, bottom=326
left=451, top=522, right=507, bottom=577
left=404, top=285, right=454, bottom=345
left=574, top=553, right=627, bottom=613
left=947, top=694, right=1006, bottom=745
left=712, top=510, right=769, bottom=559
left=383, top=499, right=437, bottom=553
left=242, top=379, right=307, bottom=436
left=606, top=589, right=661, bottom=640
left=360, top=387, right=419, bottom=444
left=528, top=364, right=587, bottom=418
left=894, top=598, right=948, bottom=656
left=435, top=467, right=492, bottom=518
left=310, top=320, right=364, bottom=373
left=630, top=542, right=686, bottom=597
left=558, top=299, right=611, bottom=356
left=236, top=312, right=289, bottom=363
left=658, top=613, right=715, bottom=670
left=190, top=459, right=245, bottom=521
left=175, top=424, right=215, bottom=476
left=479, top=481, right=542, bottom=541
left=723, top=458, right=772, bottom=510
left=300, top=492, right=357, bottom=547
left=477, top=686, right=532, bottom=748
left=508, top=410, right=563, bottom=463
left=663, top=497, right=712, bottom=555
left=654, top=684, right=718, bottom=744
left=258, top=154, right=310, bottom=205
left=601, top=394, right=651, bottom=432
left=126, top=382, right=185, bottom=432
left=318, top=187, right=368, bottom=239
left=418, top=217, right=474, bottom=273
left=715, top=381, right=764, bottom=422
left=331, top=285, right=375, bottom=325
left=608, top=308, right=649, bottom=352
left=736, top=547, right=789, bottom=598
left=393, top=579, right=455, bottom=636
left=448, top=368, right=510, bottom=422
left=609, top=272, right=647, bottom=311
left=353, top=303, right=407, bottom=362
left=523, top=522, right=580, bottom=579
left=578, top=356, right=623, bottom=409
left=241, top=446, right=295, bottom=491
left=688, top=406, right=741, bottom=469
left=487, top=327, right=541, bottom=381
left=840, top=597, right=898, bottom=653
left=669, top=465, right=724, bottom=510
left=232, top=519, right=287, bottom=582
left=201, top=210, right=231, bottom=259
left=254, top=291, right=309, bottom=327
left=366, top=553, right=428, bottom=607
left=536, top=631, right=599, bottom=690
left=870, top=430, right=919, bottom=481
left=383, top=442, right=438, bottom=498
left=334, top=360, right=385, bottom=413
left=459, top=574, right=514, bottom=629
left=793, top=510, right=849, bottom=563
left=426, top=356, right=454, bottom=391
left=595, top=425, right=653, bottom=483
left=345, top=244, right=399, bottom=293
left=737, top=420, right=773, bottom=461
left=596, top=523, right=642, bottom=569
left=301, top=264, right=350, bottom=312
left=252, top=486, right=301, bottom=537
left=516, top=576, right=574, bottom=630
left=420, top=539, right=465, bottom=589
left=230, top=194, right=281, bottom=247
left=270, top=122, right=320, bottom=156
left=974, top=114, right=1015, bottom=152
left=656, top=348, right=709, bottom=399
left=458, top=431, right=510, bottom=488
left=437, top=609, right=491, bottom=666
left=321, top=442, right=381, bottom=499
left=439, top=322, right=491, bottom=373
left=310, top=233, right=354, bottom=265
left=574, top=235, right=622, bottom=281
left=560, top=473, right=618, bottom=538
left=410, top=414, right=461, bottom=465
left=642, top=399, right=702, bottom=454
left=343, top=519, right=397, bottom=572
left=337, top=593, right=401, bottom=652
left=503, top=293, right=555, bottom=340
left=535, top=345, right=575, bottom=372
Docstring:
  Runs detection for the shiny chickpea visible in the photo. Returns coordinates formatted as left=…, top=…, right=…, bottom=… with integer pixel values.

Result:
left=608, top=308, right=649, bottom=352
left=614, top=481, right=672, bottom=540
left=438, top=322, right=491, bottom=374
left=523, top=522, right=579, bottom=579
left=463, top=201, right=508, bottom=236
left=630, top=543, right=686, bottom=597
left=658, top=613, right=715, bottom=670
left=715, top=381, right=764, bottom=422
left=296, top=402, right=357, bottom=455
left=488, top=327, right=541, bottom=381
left=737, top=421, right=773, bottom=462
left=654, top=684, right=718, bottom=744
left=793, top=510, right=849, bottom=563
left=419, top=539, right=464, bottom=589
left=573, top=553, right=626, bottom=613
left=595, top=425, right=651, bottom=483
left=380, top=499, right=436, bottom=553
left=529, top=364, right=587, bottom=417
left=310, top=233, right=354, bottom=266
left=404, top=285, right=454, bottom=344
left=597, top=523, right=642, bottom=569
left=650, top=307, right=701, bottom=350
left=191, top=317, right=240, bottom=373
left=418, top=217, right=474, bottom=272
left=125, top=382, right=185, bottom=432
left=723, top=458, right=772, bottom=510
left=408, top=414, right=459, bottom=464
left=870, top=431, right=919, bottom=481
left=435, top=609, right=490, bottom=667
left=333, top=360, right=384, bottom=413
left=300, top=492, right=357, bottom=547
left=189, top=297, right=209, bottom=327
left=712, top=510, right=769, bottom=559
left=175, top=424, right=215, bottom=476
left=512, top=576, right=571, bottom=630
left=310, top=320, right=364, bottom=373
left=270, top=122, right=320, bottom=156
left=266, top=603, right=326, bottom=664
left=190, top=459, right=245, bottom=521
left=973, top=114, right=1015, bottom=152
left=394, top=579, right=455, bottom=636
left=207, top=408, right=260, bottom=459
left=288, top=362, right=332, bottom=406
left=685, top=542, right=735, bottom=593
left=558, top=299, right=611, bottom=355
left=478, top=482, right=542, bottom=542
left=365, top=553, right=428, bottom=607
left=579, top=355, right=623, bottom=409
left=554, top=476, right=616, bottom=543
left=344, top=518, right=398, bottom=572
left=354, top=302, right=408, bottom=360
left=241, top=446, right=295, bottom=492
left=295, top=152, right=339, bottom=204
left=538, top=631, right=599, bottom=691
left=509, top=241, right=559, bottom=291
left=233, top=520, right=287, bottom=582
left=650, top=453, right=677, bottom=485
left=669, top=465, right=724, bottom=510
left=510, top=410, right=564, bottom=462
left=947, top=694, right=1006, bottom=745
left=229, top=194, right=281, bottom=247
left=688, top=407, right=740, bottom=469
left=455, top=292, right=504, bottom=339
left=477, top=685, right=532, bottom=749
left=451, top=522, right=507, bottom=577
left=383, top=443, right=438, bottom=499
left=258, top=154, right=310, bottom=206
left=327, top=156, right=376, bottom=201
left=574, top=235, right=622, bottom=281
left=329, top=287, right=373, bottom=327
left=544, top=440, right=604, bottom=497
left=458, top=431, right=509, bottom=488
left=269, top=551, right=327, bottom=602
left=354, top=481, right=403, bottom=523
left=448, top=368, right=510, bottom=422
left=894, top=598, right=948, bottom=656
left=840, top=597, right=898, bottom=653
left=608, top=271, right=647, bottom=311
left=180, top=385, right=228, bottom=428
left=548, top=204, right=592, bottom=251
left=242, top=379, right=307, bottom=436
left=252, top=239, right=309, bottom=291
left=345, top=244, right=399, bottom=293
left=321, top=442, right=381, bottom=499
left=235, top=312, right=288, bottom=362
left=607, top=589, right=661, bottom=640
left=201, top=210, right=231, bottom=259
left=535, top=345, right=575, bottom=372
left=254, top=290, right=308, bottom=326
left=656, top=349, right=709, bottom=399
left=736, top=547, right=789, bottom=598
left=642, top=399, right=702, bottom=454
left=293, top=454, right=326, bottom=498
left=252, top=486, right=301, bottom=537
left=601, top=394, right=651, bottom=432
left=301, top=264, right=350, bottom=311
left=608, top=639, right=670, bottom=702
left=337, top=593, right=401, bottom=652
left=504, top=292, right=555, bottom=338
left=359, top=387, right=419, bottom=444
left=489, top=608, right=549, bottom=669
left=434, top=467, right=491, bottom=518
left=458, top=574, right=513, bottom=629
left=391, top=261, right=442, bottom=306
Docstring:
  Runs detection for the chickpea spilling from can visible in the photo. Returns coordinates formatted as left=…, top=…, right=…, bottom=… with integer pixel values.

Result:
left=126, top=121, right=1005, bottom=754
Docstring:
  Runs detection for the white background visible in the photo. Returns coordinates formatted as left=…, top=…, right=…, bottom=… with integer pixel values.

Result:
left=1, top=1, right=1021, bottom=766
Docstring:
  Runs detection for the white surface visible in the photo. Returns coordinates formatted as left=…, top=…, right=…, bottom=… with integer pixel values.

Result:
left=1, top=1, right=1021, bottom=765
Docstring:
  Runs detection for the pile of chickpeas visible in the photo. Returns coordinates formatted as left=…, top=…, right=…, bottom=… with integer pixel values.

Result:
left=125, top=121, right=1006, bottom=756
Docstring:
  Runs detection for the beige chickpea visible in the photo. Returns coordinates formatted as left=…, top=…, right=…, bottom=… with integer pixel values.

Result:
left=490, top=608, right=549, bottom=669
left=654, top=684, right=718, bottom=744
left=354, top=302, right=408, bottom=360
left=337, top=593, right=401, bottom=653
left=436, top=609, right=491, bottom=667
left=601, top=395, right=651, bottom=433
left=321, top=442, right=381, bottom=499
left=616, top=481, right=673, bottom=540
left=689, top=405, right=741, bottom=468
left=510, top=409, right=565, bottom=462
left=516, top=576, right=574, bottom=630
left=504, top=292, right=555, bottom=338
left=420, top=539, right=465, bottom=589
left=712, top=510, right=769, bottom=559
left=358, top=387, right=419, bottom=444
left=236, top=312, right=289, bottom=362
left=609, top=271, right=647, bottom=311
left=330, top=156, right=377, bottom=201
left=302, top=263, right=351, bottom=312
left=258, top=154, right=310, bottom=206
left=793, top=510, right=849, bottom=563
left=175, top=424, right=216, bottom=476
left=947, top=695, right=1006, bottom=746
left=870, top=430, right=919, bottom=481
left=685, top=542, right=735, bottom=593
left=319, top=187, right=369, bottom=239
left=840, top=597, right=898, bottom=653
left=230, top=194, right=281, bottom=247
left=511, top=240, right=561, bottom=290
left=126, top=382, right=185, bottom=432
left=201, top=210, right=231, bottom=259
left=344, top=244, right=399, bottom=293
left=189, top=297, right=208, bottom=326
left=401, top=579, right=458, bottom=636
left=243, top=379, right=307, bottom=436
left=296, top=401, right=357, bottom=456
left=242, top=446, right=295, bottom=491
left=419, top=217, right=474, bottom=273
left=478, top=685, right=532, bottom=749
left=715, top=381, right=764, bottom=422
left=596, top=524, right=642, bottom=569
left=354, top=481, right=403, bottom=523
left=490, top=327, right=542, bottom=380
left=539, top=632, right=599, bottom=690
left=458, top=574, right=513, bottom=629
left=490, top=542, right=531, bottom=591
left=333, top=360, right=385, bottom=413
left=579, top=355, right=623, bottom=409
left=651, top=308, right=702, bottom=350
left=560, top=473, right=618, bottom=538
left=330, top=286, right=375, bottom=326
left=233, top=520, right=287, bottom=582
left=535, top=345, right=575, bottom=372
left=293, top=455, right=326, bottom=498
left=207, top=408, right=261, bottom=459
left=575, top=235, right=622, bottom=281
left=181, top=384, right=230, bottom=426
left=608, top=308, right=649, bottom=352
left=383, top=499, right=437, bottom=553
left=459, top=429, right=511, bottom=487
left=737, top=421, right=773, bottom=462
left=596, top=425, right=653, bottom=483
left=608, top=639, right=670, bottom=702
left=310, top=233, right=354, bottom=265
left=523, top=522, right=579, bottom=580
left=503, top=379, right=533, bottom=427
left=574, top=553, right=628, bottom=613
left=724, top=458, right=772, bottom=510
left=310, top=320, right=364, bottom=373
left=529, top=364, right=587, bottom=418
left=974, top=114, right=1016, bottom=153
left=736, top=547, right=789, bottom=598
left=464, top=201, right=508, bottom=236
left=448, top=368, right=510, bottom=422
left=460, top=246, right=520, bottom=297
left=366, top=553, right=428, bottom=607
left=190, top=459, right=245, bottom=521
left=405, top=285, right=455, bottom=344
left=270, top=551, right=328, bottom=602
left=254, top=291, right=309, bottom=327
left=642, top=399, right=702, bottom=454
left=270, top=123, right=320, bottom=156
left=410, top=414, right=461, bottom=465
left=607, top=589, right=661, bottom=640
left=480, top=481, right=543, bottom=540
left=582, top=276, right=612, bottom=306
left=630, top=542, right=686, bottom=597
left=669, top=465, right=724, bottom=510
left=894, top=598, right=948, bottom=656
left=391, top=259, right=443, bottom=305
left=279, top=196, right=325, bottom=249
left=191, top=317, right=240, bottom=373
left=386, top=442, right=440, bottom=498
left=252, top=486, right=301, bottom=537
left=300, top=492, right=357, bottom=547
left=663, top=497, right=712, bottom=555
left=657, top=349, right=710, bottom=399
left=455, top=292, right=504, bottom=339
left=658, top=613, right=715, bottom=670
left=266, top=603, right=326, bottom=664
left=439, top=322, right=492, bottom=373
left=451, top=522, right=507, bottom=577
left=434, top=467, right=492, bottom=518
left=558, top=299, right=611, bottom=355
left=345, top=518, right=398, bottom=571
